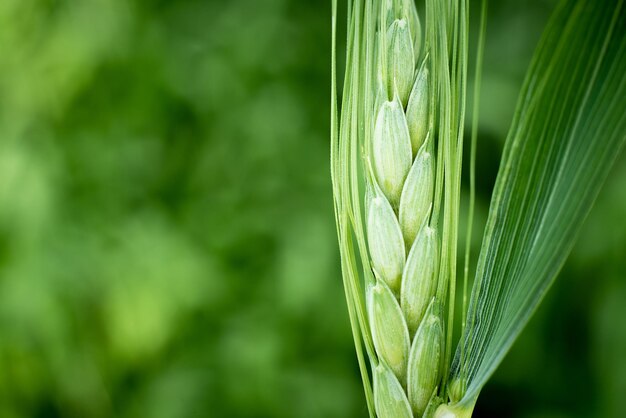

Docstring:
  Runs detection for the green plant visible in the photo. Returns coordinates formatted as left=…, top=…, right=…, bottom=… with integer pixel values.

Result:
left=331, top=0, right=626, bottom=416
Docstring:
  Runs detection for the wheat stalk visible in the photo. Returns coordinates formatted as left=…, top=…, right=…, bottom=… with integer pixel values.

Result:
left=331, top=0, right=469, bottom=416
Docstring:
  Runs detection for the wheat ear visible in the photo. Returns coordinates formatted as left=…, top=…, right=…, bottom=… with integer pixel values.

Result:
left=365, top=2, right=442, bottom=416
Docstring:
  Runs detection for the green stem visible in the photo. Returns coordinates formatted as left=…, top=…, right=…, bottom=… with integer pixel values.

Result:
left=433, top=398, right=477, bottom=418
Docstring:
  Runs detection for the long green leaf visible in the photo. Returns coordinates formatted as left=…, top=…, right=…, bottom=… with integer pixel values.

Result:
left=451, top=0, right=626, bottom=406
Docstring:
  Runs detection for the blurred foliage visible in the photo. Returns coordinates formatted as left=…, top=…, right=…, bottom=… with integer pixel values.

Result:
left=0, top=0, right=623, bottom=417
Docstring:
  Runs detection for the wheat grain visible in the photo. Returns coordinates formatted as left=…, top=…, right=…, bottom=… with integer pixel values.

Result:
left=374, top=362, right=413, bottom=418
left=368, top=279, right=410, bottom=381
left=407, top=300, right=443, bottom=415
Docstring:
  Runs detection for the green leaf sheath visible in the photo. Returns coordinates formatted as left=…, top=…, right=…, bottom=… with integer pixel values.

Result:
left=451, top=0, right=626, bottom=406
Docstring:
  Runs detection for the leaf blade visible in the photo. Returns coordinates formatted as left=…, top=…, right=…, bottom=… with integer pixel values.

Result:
left=452, top=0, right=626, bottom=405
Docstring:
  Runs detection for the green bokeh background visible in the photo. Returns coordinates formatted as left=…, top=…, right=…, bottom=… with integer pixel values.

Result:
left=0, top=0, right=624, bottom=417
